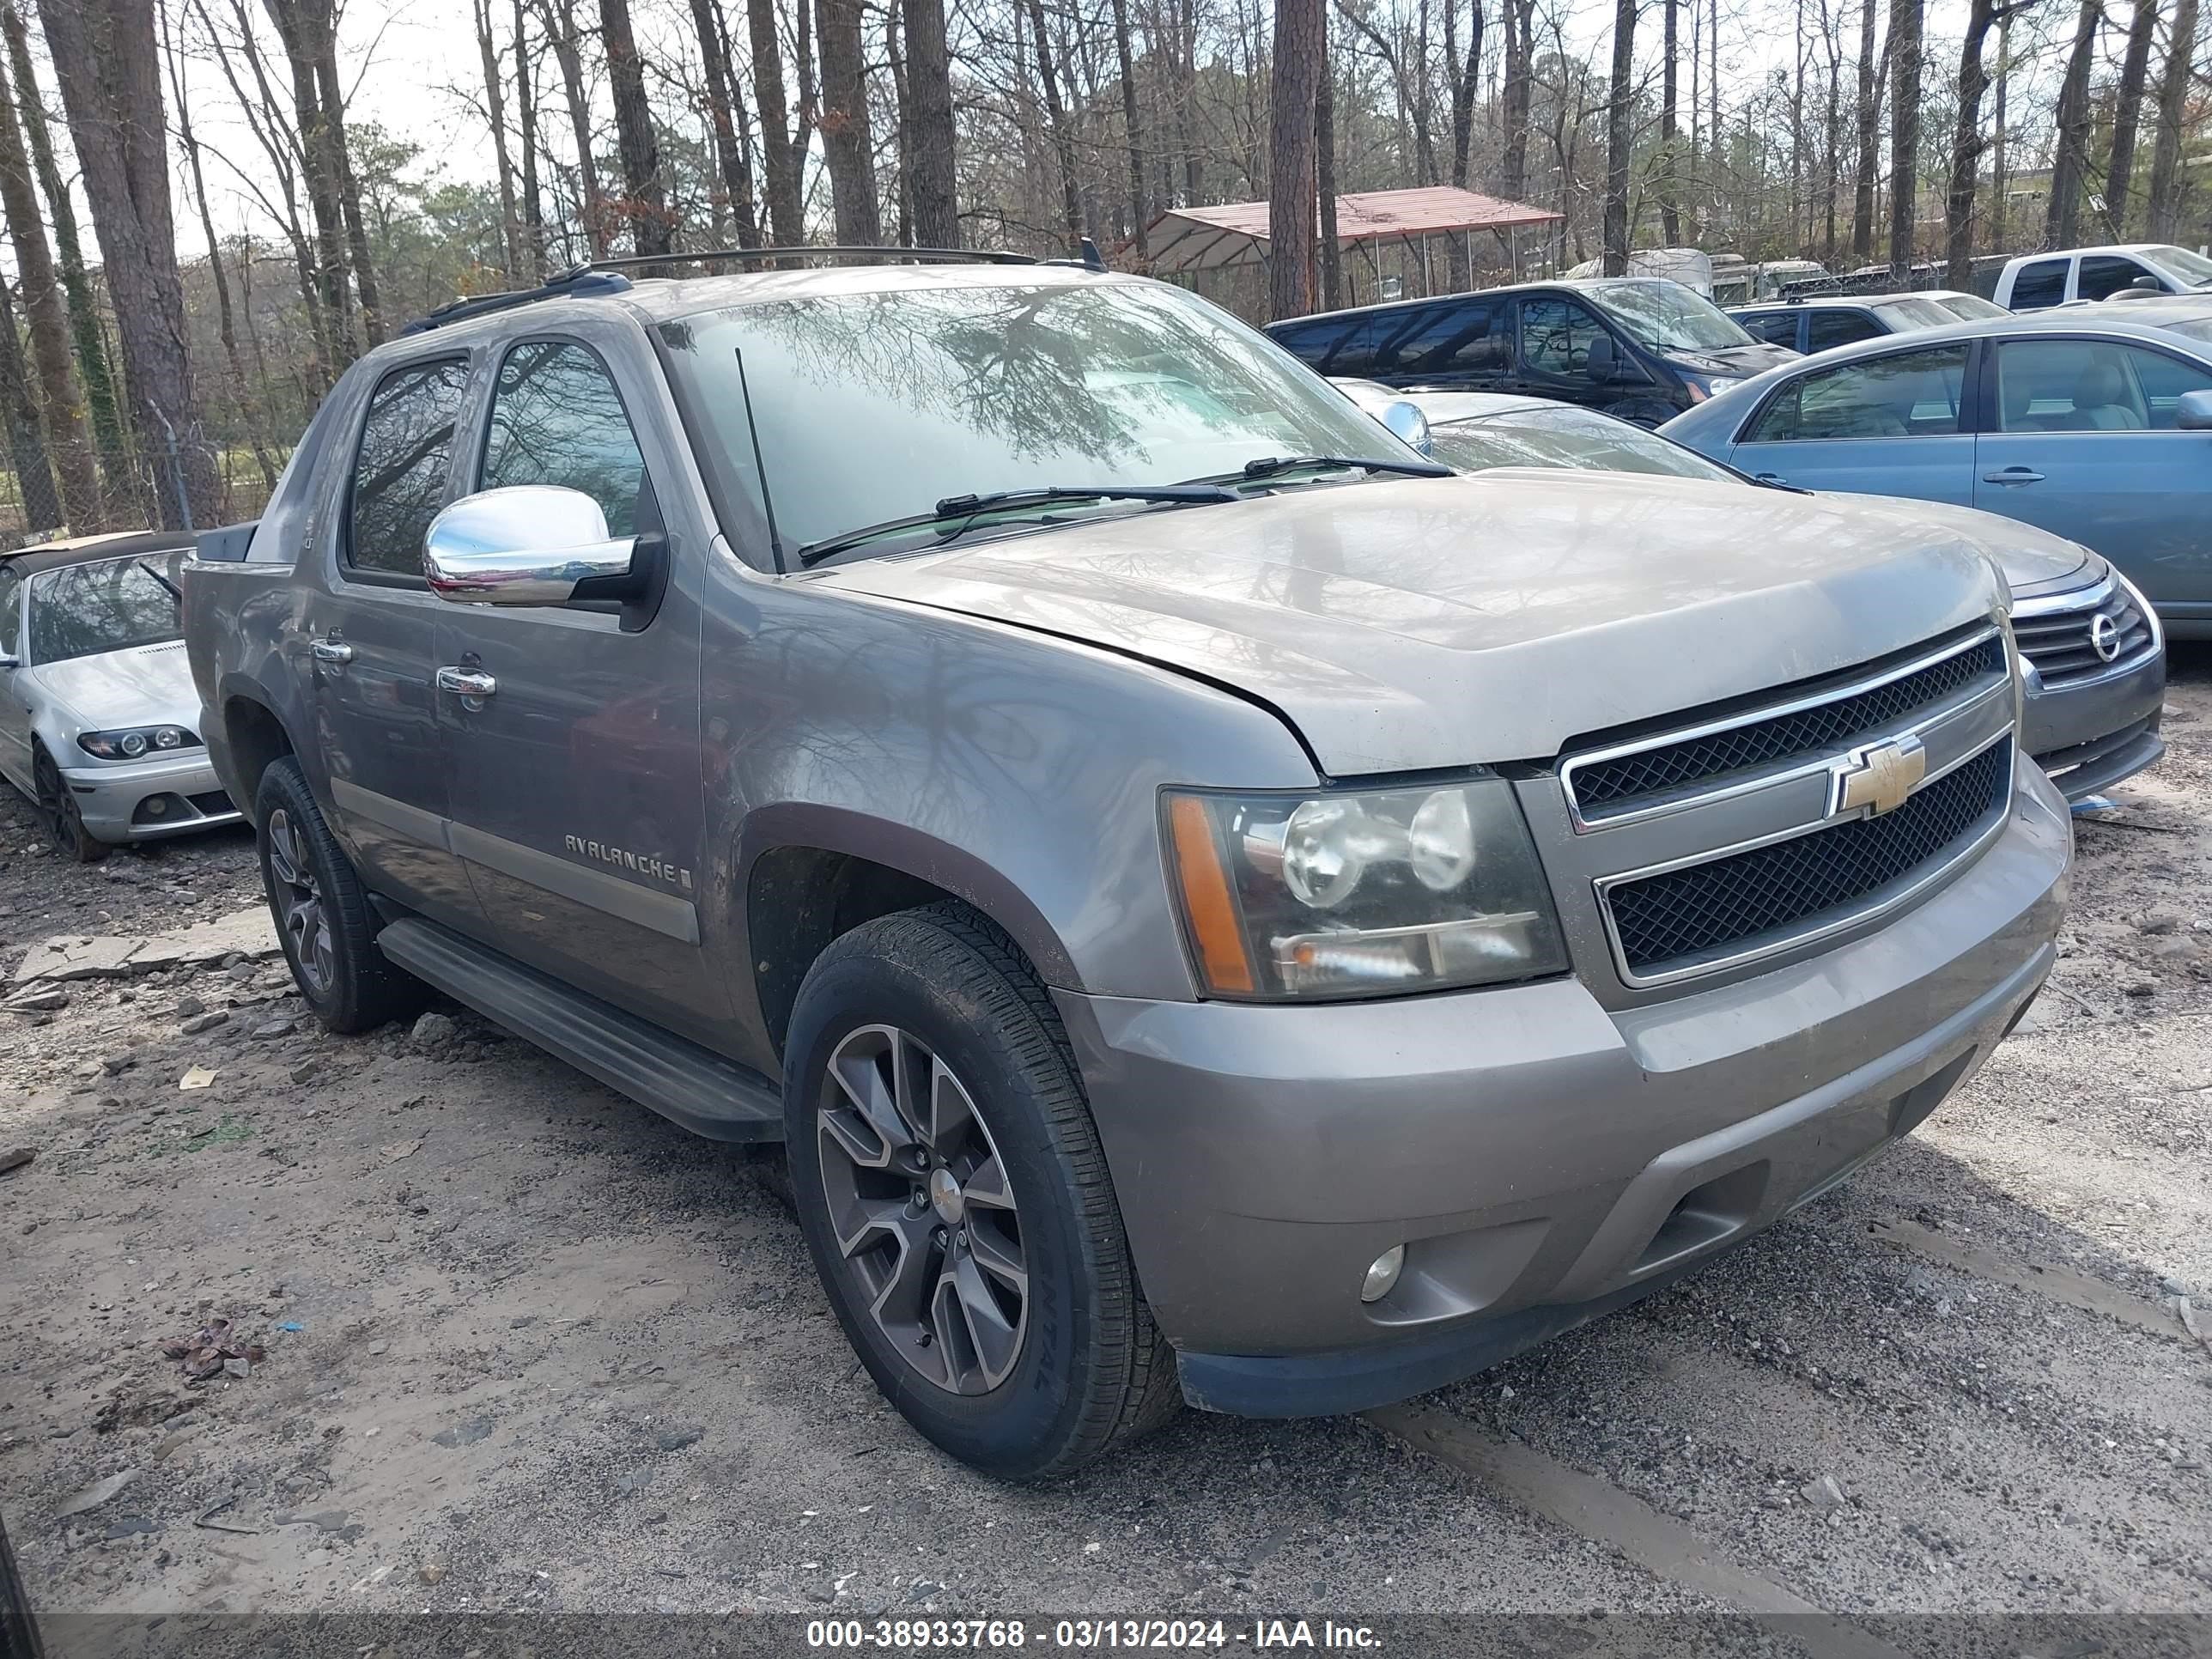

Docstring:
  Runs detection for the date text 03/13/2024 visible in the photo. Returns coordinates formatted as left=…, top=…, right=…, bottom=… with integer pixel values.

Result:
left=805, top=1619, right=1382, bottom=1650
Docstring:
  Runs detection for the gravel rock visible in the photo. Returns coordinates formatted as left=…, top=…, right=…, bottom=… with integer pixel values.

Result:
left=410, top=1012, right=457, bottom=1051
left=179, top=1012, right=229, bottom=1036
left=173, top=994, right=206, bottom=1019
left=252, top=1018, right=296, bottom=1042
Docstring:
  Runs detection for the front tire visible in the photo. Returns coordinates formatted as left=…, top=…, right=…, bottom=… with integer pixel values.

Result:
left=254, top=758, right=424, bottom=1033
left=784, top=903, right=1177, bottom=1480
left=33, top=746, right=109, bottom=864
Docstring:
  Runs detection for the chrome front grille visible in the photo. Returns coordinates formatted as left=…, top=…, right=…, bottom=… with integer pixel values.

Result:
left=1605, top=739, right=2012, bottom=975
left=2012, top=575, right=2156, bottom=690
left=1548, top=625, right=2018, bottom=989
left=1565, top=635, right=2004, bottom=820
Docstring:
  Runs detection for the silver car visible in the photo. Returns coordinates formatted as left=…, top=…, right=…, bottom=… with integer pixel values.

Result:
left=0, top=532, right=243, bottom=861
left=1401, top=392, right=2166, bottom=801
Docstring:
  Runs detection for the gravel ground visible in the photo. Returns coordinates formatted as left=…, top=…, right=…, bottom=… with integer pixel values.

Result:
left=3, top=657, right=2209, bottom=1633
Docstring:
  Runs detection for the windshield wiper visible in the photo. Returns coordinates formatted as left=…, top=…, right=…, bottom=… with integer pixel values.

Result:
left=794, top=483, right=1238, bottom=568
left=1185, top=454, right=1452, bottom=487
left=137, top=559, right=182, bottom=600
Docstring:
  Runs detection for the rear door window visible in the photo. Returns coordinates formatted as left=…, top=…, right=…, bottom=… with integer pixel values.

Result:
left=1745, top=343, right=1971, bottom=441
left=1739, top=311, right=1802, bottom=348
left=0, top=568, right=20, bottom=653
left=1806, top=310, right=1886, bottom=351
left=346, top=357, right=470, bottom=577
left=2008, top=259, right=2070, bottom=310
left=1382, top=297, right=1506, bottom=375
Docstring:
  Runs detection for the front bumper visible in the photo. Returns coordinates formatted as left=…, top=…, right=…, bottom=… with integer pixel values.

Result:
left=60, top=751, right=244, bottom=843
left=1054, top=767, right=2070, bottom=1418
left=2021, top=647, right=2166, bottom=799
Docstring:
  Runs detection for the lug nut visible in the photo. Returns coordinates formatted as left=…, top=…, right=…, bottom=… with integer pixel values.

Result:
left=932, top=1226, right=949, bottom=1248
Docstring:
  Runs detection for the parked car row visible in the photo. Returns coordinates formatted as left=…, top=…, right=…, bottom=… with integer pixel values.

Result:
left=1359, top=388, right=2166, bottom=800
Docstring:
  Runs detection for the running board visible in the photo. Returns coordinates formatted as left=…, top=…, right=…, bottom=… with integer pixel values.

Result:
left=374, top=916, right=784, bottom=1143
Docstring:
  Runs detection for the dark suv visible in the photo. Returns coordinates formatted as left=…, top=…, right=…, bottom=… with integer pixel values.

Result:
left=1267, top=277, right=1798, bottom=424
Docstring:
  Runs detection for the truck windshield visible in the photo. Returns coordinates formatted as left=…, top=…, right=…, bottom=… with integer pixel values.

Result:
left=27, top=554, right=185, bottom=666
left=2145, top=245, right=2212, bottom=289
left=658, top=278, right=1412, bottom=562
left=1585, top=280, right=1757, bottom=353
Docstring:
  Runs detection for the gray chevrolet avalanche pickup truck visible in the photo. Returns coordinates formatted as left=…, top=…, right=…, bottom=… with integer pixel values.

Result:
left=185, top=252, right=2070, bottom=1480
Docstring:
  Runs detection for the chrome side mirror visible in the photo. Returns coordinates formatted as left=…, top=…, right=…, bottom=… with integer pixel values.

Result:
left=2175, top=389, right=2212, bottom=431
left=1378, top=399, right=1433, bottom=456
left=423, top=485, right=635, bottom=606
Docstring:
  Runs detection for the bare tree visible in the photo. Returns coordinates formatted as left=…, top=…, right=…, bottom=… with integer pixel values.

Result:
left=1317, top=47, right=1342, bottom=305
left=0, top=0, right=123, bottom=494
left=1267, top=0, right=1323, bottom=316
left=2101, top=0, right=2160, bottom=235
left=1109, top=0, right=1146, bottom=252
left=513, top=0, right=549, bottom=279
left=2144, top=0, right=2197, bottom=238
left=477, top=0, right=524, bottom=278
left=38, top=0, right=216, bottom=529
left=1850, top=0, right=1880, bottom=262
left=903, top=0, right=959, bottom=245
left=1500, top=0, right=1534, bottom=200
left=2045, top=0, right=2102, bottom=246
left=1885, top=0, right=1921, bottom=276
left=0, top=49, right=96, bottom=524
left=1661, top=0, right=1680, bottom=240
left=817, top=0, right=882, bottom=240
left=601, top=0, right=670, bottom=256
left=688, top=0, right=762, bottom=248
left=1024, top=0, right=1084, bottom=242
left=750, top=0, right=807, bottom=245
left=1944, top=0, right=2032, bottom=285
left=0, top=276, right=58, bottom=531
left=538, top=0, right=609, bottom=256
left=1601, top=0, right=1636, bottom=274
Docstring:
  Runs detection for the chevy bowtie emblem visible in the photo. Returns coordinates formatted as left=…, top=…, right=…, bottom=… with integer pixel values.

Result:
left=1832, top=735, right=1927, bottom=817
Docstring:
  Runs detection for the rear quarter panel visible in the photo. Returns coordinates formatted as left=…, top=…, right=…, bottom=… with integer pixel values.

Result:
left=181, top=560, right=317, bottom=819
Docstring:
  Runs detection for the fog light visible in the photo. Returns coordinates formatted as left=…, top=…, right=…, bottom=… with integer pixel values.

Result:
left=1360, top=1244, right=1406, bottom=1304
left=144, top=797, right=167, bottom=816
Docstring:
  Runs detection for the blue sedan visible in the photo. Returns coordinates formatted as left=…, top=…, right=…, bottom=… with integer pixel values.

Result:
left=1662, top=300, right=2212, bottom=637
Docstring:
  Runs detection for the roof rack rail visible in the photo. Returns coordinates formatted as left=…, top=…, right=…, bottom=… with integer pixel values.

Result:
left=403, top=240, right=1114, bottom=336
left=401, top=269, right=635, bottom=336
left=551, top=246, right=1041, bottom=281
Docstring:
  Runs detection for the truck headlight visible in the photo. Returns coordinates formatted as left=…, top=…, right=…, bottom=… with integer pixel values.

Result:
left=77, top=726, right=201, bottom=761
left=1164, top=778, right=1568, bottom=1000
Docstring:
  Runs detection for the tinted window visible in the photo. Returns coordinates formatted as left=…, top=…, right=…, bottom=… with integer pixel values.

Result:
left=2008, top=259, right=2069, bottom=310
left=26, top=553, right=185, bottom=665
left=1995, top=337, right=2212, bottom=431
left=1383, top=299, right=1505, bottom=374
left=1739, top=312, right=1802, bottom=347
left=348, top=358, right=468, bottom=575
left=1267, top=318, right=1348, bottom=366
left=1431, top=405, right=1738, bottom=481
left=1519, top=298, right=1611, bottom=375
left=1807, top=310, right=1886, bottom=351
left=1746, top=344, right=1970, bottom=441
left=0, top=568, right=20, bottom=653
left=2078, top=255, right=2158, bottom=301
left=481, top=343, right=647, bottom=537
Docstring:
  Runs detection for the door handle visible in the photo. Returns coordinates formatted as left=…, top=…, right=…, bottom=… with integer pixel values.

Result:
left=1753, top=471, right=1790, bottom=485
left=309, top=638, right=354, bottom=665
left=1981, top=468, right=2046, bottom=484
left=435, top=666, right=497, bottom=698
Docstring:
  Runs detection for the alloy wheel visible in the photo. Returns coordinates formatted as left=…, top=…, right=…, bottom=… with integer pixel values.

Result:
left=33, top=753, right=76, bottom=855
left=264, top=807, right=335, bottom=997
left=815, top=1023, right=1028, bottom=1395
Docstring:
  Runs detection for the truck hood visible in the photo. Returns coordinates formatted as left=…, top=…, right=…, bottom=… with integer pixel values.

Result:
left=28, top=641, right=201, bottom=731
left=817, top=471, right=2006, bottom=776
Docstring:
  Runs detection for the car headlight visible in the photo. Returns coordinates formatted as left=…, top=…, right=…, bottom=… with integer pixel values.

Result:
left=76, top=726, right=201, bottom=760
left=1164, top=778, right=1568, bottom=1000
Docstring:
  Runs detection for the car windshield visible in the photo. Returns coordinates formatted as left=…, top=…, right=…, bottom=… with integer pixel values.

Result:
left=1586, top=280, right=1758, bottom=352
left=2145, top=245, right=2212, bottom=287
left=1931, top=293, right=2007, bottom=320
left=658, top=279, right=1408, bottom=560
left=27, top=553, right=185, bottom=666
left=1428, top=404, right=1740, bottom=483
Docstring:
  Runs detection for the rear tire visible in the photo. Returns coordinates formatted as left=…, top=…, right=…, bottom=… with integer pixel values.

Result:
left=783, top=902, right=1178, bottom=1480
left=254, top=758, right=424, bottom=1033
left=33, top=745, right=108, bottom=864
